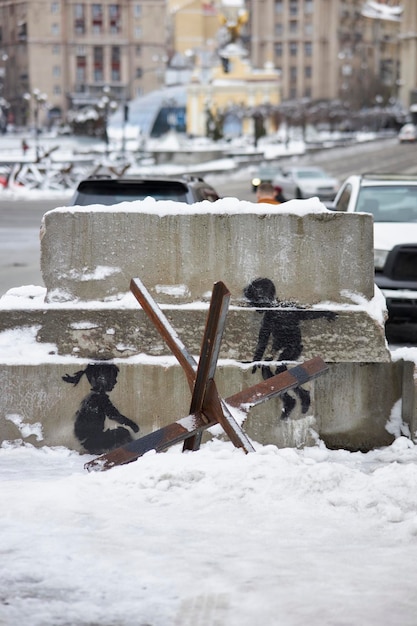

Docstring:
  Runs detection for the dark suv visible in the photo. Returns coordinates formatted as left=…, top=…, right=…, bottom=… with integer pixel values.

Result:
left=71, top=175, right=220, bottom=205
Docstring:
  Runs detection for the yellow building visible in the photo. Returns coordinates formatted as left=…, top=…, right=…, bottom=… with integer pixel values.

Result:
left=186, top=55, right=281, bottom=138
left=168, top=0, right=220, bottom=56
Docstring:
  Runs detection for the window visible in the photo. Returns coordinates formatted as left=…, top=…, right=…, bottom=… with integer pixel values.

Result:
left=305, top=0, right=313, bottom=14
left=274, top=43, right=282, bottom=57
left=289, top=20, right=298, bottom=34
left=134, top=4, right=141, bottom=18
left=92, top=4, right=103, bottom=34
left=289, top=0, right=298, bottom=15
left=18, top=21, right=27, bottom=40
left=275, top=23, right=283, bottom=36
left=93, top=46, right=104, bottom=82
left=51, top=23, right=60, bottom=36
left=52, top=44, right=60, bottom=54
left=134, top=26, right=142, bottom=38
left=289, top=42, right=298, bottom=56
left=53, top=85, right=62, bottom=94
left=74, top=4, right=85, bottom=35
left=51, top=2, right=59, bottom=14
left=109, top=4, right=121, bottom=34
left=290, top=66, right=297, bottom=82
left=305, top=66, right=312, bottom=78
left=135, top=45, right=142, bottom=56
left=53, top=65, right=61, bottom=77
left=275, top=0, right=282, bottom=12
left=76, top=54, right=87, bottom=82
left=304, top=42, right=312, bottom=57
left=111, top=46, right=121, bottom=81
left=136, top=67, right=143, bottom=78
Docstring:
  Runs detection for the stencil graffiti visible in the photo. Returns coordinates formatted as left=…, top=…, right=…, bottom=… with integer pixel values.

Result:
left=62, top=363, right=139, bottom=454
left=244, top=278, right=336, bottom=419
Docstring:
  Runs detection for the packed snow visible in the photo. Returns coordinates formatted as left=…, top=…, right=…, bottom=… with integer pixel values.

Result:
left=1, top=132, right=417, bottom=625
left=1, top=434, right=417, bottom=626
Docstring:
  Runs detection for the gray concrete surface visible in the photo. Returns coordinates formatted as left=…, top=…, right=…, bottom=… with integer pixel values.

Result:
left=40, top=204, right=375, bottom=304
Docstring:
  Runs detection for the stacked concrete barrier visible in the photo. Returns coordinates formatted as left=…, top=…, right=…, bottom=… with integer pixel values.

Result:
left=0, top=196, right=415, bottom=455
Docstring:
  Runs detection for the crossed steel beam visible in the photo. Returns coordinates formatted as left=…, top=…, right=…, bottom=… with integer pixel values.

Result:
left=85, top=278, right=328, bottom=472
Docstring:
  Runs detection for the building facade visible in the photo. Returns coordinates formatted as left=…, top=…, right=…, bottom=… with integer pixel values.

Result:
left=0, top=0, right=415, bottom=131
left=399, top=0, right=417, bottom=111
left=246, top=0, right=402, bottom=108
left=0, top=0, right=166, bottom=127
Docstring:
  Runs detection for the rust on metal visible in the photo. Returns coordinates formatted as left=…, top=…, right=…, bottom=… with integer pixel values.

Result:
left=130, top=278, right=254, bottom=454
left=226, top=356, right=328, bottom=408
left=85, top=356, right=328, bottom=472
left=85, top=279, right=329, bottom=472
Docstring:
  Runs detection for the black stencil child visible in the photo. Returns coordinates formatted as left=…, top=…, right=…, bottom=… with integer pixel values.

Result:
left=62, top=363, right=139, bottom=454
left=244, top=278, right=336, bottom=419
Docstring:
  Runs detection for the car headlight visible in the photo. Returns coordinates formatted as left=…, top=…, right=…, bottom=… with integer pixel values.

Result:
left=252, top=177, right=261, bottom=187
left=374, top=248, right=389, bottom=270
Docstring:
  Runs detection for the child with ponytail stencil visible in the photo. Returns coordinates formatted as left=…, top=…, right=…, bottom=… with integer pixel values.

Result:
left=63, top=363, right=139, bottom=454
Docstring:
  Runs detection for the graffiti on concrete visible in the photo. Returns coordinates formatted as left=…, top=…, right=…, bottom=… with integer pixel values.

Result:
left=62, top=363, right=139, bottom=454
left=244, top=277, right=336, bottom=419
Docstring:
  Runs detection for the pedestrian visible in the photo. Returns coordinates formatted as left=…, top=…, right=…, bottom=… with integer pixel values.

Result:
left=256, top=181, right=281, bottom=204
left=21, top=139, right=29, bottom=155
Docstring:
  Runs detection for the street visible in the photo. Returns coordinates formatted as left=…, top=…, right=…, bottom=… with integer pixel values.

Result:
left=0, top=195, right=70, bottom=295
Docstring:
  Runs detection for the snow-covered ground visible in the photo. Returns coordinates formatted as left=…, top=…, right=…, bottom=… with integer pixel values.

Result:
left=1, top=434, right=417, bottom=626
left=1, top=130, right=417, bottom=625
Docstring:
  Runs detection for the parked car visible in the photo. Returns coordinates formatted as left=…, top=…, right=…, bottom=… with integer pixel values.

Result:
left=272, top=166, right=339, bottom=202
left=251, top=163, right=283, bottom=192
left=398, top=123, right=417, bottom=143
left=70, top=175, right=221, bottom=205
left=331, top=173, right=417, bottom=322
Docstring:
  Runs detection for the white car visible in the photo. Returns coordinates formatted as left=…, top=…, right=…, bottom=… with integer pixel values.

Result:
left=398, top=123, right=417, bottom=143
left=273, top=166, right=339, bottom=202
left=331, top=173, right=417, bottom=322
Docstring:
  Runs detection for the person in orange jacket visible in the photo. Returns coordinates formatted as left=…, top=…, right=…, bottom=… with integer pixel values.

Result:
left=256, top=181, right=282, bottom=204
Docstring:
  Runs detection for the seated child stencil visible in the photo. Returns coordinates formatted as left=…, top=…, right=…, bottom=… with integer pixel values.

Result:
left=63, top=363, right=139, bottom=454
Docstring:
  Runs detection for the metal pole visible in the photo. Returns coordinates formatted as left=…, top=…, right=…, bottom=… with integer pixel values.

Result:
left=34, top=101, right=40, bottom=160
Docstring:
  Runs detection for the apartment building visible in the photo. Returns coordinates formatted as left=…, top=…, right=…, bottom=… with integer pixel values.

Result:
left=247, top=0, right=402, bottom=108
left=0, top=0, right=166, bottom=127
left=399, top=0, right=417, bottom=110
left=0, top=0, right=414, bottom=130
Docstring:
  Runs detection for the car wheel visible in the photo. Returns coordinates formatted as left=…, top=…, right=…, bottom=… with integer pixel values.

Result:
left=295, top=186, right=303, bottom=199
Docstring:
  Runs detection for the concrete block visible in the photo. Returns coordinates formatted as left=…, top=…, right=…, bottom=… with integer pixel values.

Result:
left=315, top=362, right=405, bottom=451
left=400, top=359, right=417, bottom=442
left=0, top=358, right=413, bottom=454
left=2, top=196, right=409, bottom=456
left=0, top=298, right=390, bottom=362
left=40, top=200, right=375, bottom=303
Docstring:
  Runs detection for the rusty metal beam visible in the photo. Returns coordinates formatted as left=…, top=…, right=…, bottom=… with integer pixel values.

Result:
left=85, top=356, right=328, bottom=472
left=130, top=278, right=255, bottom=454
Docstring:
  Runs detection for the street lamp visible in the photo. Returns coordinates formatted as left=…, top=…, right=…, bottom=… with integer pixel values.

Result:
left=23, top=88, right=48, bottom=159
left=98, top=85, right=118, bottom=157
left=0, top=98, right=9, bottom=134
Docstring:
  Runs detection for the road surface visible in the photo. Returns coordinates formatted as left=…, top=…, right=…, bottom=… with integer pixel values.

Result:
left=0, top=196, right=69, bottom=296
